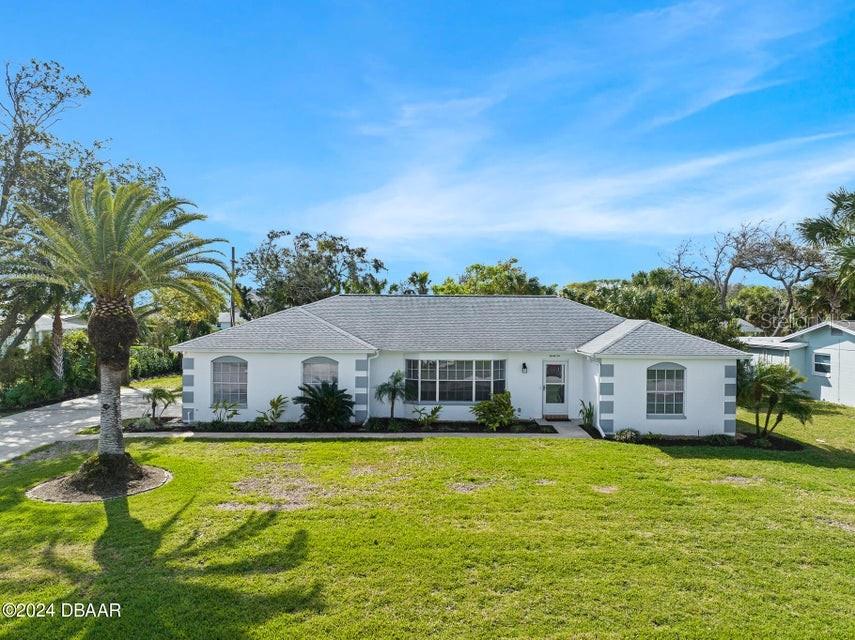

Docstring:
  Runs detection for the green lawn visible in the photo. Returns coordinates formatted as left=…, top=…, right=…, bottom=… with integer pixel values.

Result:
left=0, top=406, right=853, bottom=639
left=128, top=373, right=182, bottom=391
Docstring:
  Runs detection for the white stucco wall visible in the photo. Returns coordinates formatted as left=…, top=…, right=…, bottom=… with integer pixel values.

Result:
left=179, top=350, right=739, bottom=433
left=180, top=351, right=372, bottom=423
left=368, top=351, right=589, bottom=422
left=602, top=357, right=737, bottom=436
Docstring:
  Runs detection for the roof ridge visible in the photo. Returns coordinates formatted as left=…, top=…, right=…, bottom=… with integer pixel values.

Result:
left=296, top=307, right=377, bottom=350
left=577, top=318, right=646, bottom=354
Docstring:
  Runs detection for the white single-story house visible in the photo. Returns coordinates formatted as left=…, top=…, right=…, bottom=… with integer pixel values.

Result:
left=741, top=320, right=855, bottom=406
left=0, top=314, right=87, bottom=355
left=171, top=295, right=750, bottom=437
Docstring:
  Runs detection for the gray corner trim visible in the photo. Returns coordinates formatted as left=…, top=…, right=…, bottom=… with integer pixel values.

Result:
left=182, top=408, right=195, bottom=423
left=355, top=359, right=368, bottom=371
left=600, top=364, right=614, bottom=377
left=599, top=419, right=614, bottom=433
left=724, top=419, right=736, bottom=433
left=354, top=409, right=368, bottom=422
left=724, top=365, right=737, bottom=378
left=182, top=357, right=194, bottom=370
left=646, top=414, right=686, bottom=420
left=355, top=375, right=368, bottom=389
left=182, top=374, right=194, bottom=388
left=599, top=400, right=614, bottom=414
left=182, top=391, right=194, bottom=405
left=724, top=401, right=736, bottom=415
left=599, top=382, right=614, bottom=396
left=354, top=392, right=368, bottom=405
left=724, top=383, right=737, bottom=397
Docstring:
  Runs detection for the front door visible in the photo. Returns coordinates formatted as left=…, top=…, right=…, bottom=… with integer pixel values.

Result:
left=543, top=361, right=567, bottom=417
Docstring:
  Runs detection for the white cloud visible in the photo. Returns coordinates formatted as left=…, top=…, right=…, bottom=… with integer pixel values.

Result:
left=301, top=131, right=855, bottom=255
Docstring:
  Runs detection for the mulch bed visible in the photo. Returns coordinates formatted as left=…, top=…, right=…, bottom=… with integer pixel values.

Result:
left=123, top=418, right=557, bottom=434
left=26, top=466, right=172, bottom=503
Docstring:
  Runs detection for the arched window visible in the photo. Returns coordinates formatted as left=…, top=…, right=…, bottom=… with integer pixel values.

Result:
left=646, top=362, right=685, bottom=416
left=302, top=356, right=339, bottom=387
left=212, top=356, right=248, bottom=407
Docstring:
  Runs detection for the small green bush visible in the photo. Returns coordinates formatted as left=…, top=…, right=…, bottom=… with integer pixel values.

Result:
left=62, top=332, right=97, bottom=393
left=128, top=345, right=179, bottom=379
left=293, top=382, right=354, bottom=430
left=470, top=392, right=518, bottom=431
left=0, top=374, right=64, bottom=409
left=613, top=428, right=642, bottom=443
left=412, top=405, right=442, bottom=426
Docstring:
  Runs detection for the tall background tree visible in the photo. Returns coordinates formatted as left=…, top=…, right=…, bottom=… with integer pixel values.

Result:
left=562, top=268, right=740, bottom=346
left=1, top=174, right=227, bottom=482
left=432, top=258, right=556, bottom=295
left=240, top=230, right=386, bottom=315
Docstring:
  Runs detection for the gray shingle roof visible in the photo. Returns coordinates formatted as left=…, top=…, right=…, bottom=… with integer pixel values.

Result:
left=595, top=321, right=749, bottom=357
left=171, top=294, right=747, bottom=357
left=172, top=306, right=375, bottom=352
left=301, top=295, right=623, bottom=352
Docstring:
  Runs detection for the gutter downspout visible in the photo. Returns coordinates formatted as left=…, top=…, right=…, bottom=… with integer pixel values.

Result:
left=365, top=350, right=380, bottom=420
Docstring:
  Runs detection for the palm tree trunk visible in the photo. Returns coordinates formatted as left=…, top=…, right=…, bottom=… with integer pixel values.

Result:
left=51, top=302, right=64, bottom=380
left=98, top=364, right=124, bottom=456
left=390, top=396, right=396, bottom=420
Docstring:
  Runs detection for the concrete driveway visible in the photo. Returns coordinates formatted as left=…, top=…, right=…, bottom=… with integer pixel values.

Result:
left=0, top=388, right=159, bottom=463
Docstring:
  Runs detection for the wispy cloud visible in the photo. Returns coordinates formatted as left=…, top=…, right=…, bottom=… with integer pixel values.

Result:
left=204, top=0, right=850, bottom=269
left=301, top=131, right=855, bottom=256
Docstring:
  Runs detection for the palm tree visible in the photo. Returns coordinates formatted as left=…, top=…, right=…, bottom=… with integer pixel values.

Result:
left=799, top=188, right=855, bottom=304
left=0, top=174, right=226, bottom=475
left=738, top=362, right=813, bottom=437
left=374, top=370, right=407, bottom=420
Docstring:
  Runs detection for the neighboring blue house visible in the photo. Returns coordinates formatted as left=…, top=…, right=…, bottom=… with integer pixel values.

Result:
left=741, top=320, right=855, bottom=406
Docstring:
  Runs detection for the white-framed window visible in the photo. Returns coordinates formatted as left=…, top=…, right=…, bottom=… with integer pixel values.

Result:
left=813, top=352, right=831, bottom=376
left=211, top=356, right=248, bottom=407
left=646, top=363, right=685, bottom=416
left=302, top=356, right=339, bottom=387
left=404, top=359, right=507, bottom=403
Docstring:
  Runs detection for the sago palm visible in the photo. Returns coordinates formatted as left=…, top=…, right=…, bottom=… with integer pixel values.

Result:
left=1, top=173, right=227, bottom=473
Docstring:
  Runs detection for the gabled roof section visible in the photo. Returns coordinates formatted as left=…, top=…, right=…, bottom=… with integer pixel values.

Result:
left=170, top=294, right=747, bottom=357
left=783, top=319, right=855, bottom=341
left=591, top=321, right=750, bottom=358
left=576, top=319, right=647, bottom=356
left=170, top=306, right=376, bottom=352
left=299, top=295, right=624, bottom=352
left=739, top=336, right=807, bottom=351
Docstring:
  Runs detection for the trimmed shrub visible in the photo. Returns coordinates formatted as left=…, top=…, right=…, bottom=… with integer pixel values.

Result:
left=613, top=428, right=642, bottom=443
left=128, top=345, right=179, bottom=379
left=470, top=392, right=518, bottom=431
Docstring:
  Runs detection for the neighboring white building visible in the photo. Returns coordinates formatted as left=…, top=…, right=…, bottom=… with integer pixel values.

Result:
left=216, top=312, right=246, bottom=331
left=171, top=295, right=749, bottom=437
left=0, top=314, right=87, bottom=355
left=741, top=320, right=855, bottom=406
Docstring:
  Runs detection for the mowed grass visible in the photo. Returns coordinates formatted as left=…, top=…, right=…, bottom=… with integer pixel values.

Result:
left=128, top=372, right=182, bottom=391
left=0, top=406, right=853, bottom=639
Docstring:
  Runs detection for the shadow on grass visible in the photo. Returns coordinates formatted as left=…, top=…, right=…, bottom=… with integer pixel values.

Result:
left=4, top=493, right=322, bottom=639
left=656, top=419, right=855, bottom=470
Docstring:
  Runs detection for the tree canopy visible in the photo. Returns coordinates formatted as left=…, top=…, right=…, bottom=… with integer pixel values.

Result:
left=432, top=258, right=556, bottom=296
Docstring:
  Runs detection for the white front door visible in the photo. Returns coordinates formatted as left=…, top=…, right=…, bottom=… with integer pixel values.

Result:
left=543, top=361, right=568, bottom=417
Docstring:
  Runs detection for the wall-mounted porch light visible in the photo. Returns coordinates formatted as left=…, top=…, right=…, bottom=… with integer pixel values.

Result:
left=521, top=362, right=528, bottom=373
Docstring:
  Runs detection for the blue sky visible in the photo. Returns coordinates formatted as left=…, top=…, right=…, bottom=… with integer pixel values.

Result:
left=4, top=1, right=855, bottom=286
